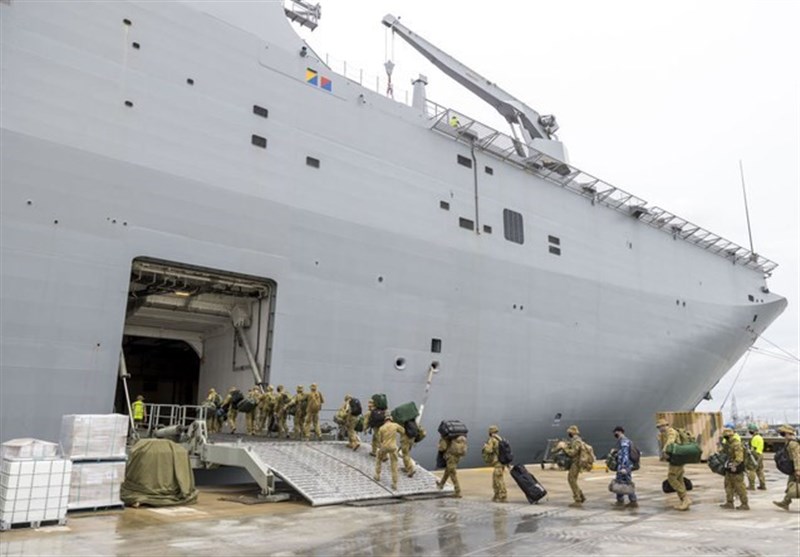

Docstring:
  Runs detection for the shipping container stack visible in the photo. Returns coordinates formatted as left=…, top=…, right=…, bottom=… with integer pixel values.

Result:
left=60, top=414, right=128, bottom=512
left=0, top=439, right=72, bottom=530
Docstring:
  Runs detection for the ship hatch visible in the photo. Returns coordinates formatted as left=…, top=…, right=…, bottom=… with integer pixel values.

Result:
left=117, top=258, right=277, bottom=409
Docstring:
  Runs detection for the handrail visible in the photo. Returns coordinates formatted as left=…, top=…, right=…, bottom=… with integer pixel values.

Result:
left=427, top=101, right=778, bottom=276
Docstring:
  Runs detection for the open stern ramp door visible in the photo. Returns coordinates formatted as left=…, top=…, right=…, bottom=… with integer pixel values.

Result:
left=206, top=439, right=450, bottom=506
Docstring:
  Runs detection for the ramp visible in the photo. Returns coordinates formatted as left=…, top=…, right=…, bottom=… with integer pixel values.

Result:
left=207, top=438, right=451, bottom=506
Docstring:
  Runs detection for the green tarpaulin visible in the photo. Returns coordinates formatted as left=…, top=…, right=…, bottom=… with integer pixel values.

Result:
left=120, top=439, right=198, bottom=507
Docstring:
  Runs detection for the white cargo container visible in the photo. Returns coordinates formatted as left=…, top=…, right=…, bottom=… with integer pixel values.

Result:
left=67, top=461, right=125, bottom=511
left=60, top=415, right=128, bottom=460
left=0, top=457, right=71, bottom=530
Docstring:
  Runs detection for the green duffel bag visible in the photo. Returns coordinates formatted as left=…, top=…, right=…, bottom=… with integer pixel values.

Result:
left=606, top=452, right=618, bottom=471
left=391, top=401, right=419, bottom=424
left=354, top=415, right=365, bottom=433
left=371, top=393, right=388, bottom=410
left=666, top=442, right=702, bottom=465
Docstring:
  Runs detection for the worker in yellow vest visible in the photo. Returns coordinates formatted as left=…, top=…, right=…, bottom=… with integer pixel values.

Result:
left=132, top=395, right=146, bottom=428
left=746, top=423, right=767, bottom=490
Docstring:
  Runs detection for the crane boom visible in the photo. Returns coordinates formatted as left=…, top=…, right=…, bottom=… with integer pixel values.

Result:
left=382, top=14, right=562, bottom=156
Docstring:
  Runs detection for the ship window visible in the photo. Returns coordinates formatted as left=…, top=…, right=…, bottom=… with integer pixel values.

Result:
left=485, top=166, right=494, bottom=175
left=123, top=19, right=132, bottom=26
left=431, top=338, right=442, bottom=353
left=253, top=105, right=269, bottom=118
left=440, top=201, right=450, bottom=210
left=186, top=78, right=194, bottom=86
left=132, top=42, right=140, bottom=50
left=251, top=135, right=267, bottom=149
left=306, top=156, right=320, bottom=168
left=483, top=224, right=492, bottom=234
left=124, top=100, right=134, bottom=107
left=752, top=314, right=758, bottom=323
left=459, top=217, right=474, bottom=230
left=457, top=154, right=472, bottom=168
left=503, top=209, right=524, bottom=244
left=549, top=246, right=561, bottom=256
left=747, top=294, right=754, bottom=302
left=394, top=357, right=406, bottom=371
left=548, top=235, right=560, bottom=246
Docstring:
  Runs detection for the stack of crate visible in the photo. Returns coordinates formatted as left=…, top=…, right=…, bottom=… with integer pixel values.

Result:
left=60, top=415, right=128, bottom=511
left=0, top=439, right=71, bottom=530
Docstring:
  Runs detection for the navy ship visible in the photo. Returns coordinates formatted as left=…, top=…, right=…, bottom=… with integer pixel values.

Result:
left=0, top=1, right=785, bottom=464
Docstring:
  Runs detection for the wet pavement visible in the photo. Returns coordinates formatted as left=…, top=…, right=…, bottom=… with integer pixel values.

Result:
left=1, top=457, right=798, bottom=556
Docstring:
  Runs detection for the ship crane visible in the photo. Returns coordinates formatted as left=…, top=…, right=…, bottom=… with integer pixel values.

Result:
left=382, top=14, right=566, bottom=162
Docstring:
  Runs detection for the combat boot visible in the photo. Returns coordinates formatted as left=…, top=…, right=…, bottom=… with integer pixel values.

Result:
left=757, top=485, right=767, bottom=490
left=568, top=501, right=583, bottom=508
left=612, top=501, right=625, bottom=510
left=772, top=500, right=790, bottom=510
left=719, top=502, right=734, bottom=509
left=436, top=481, right=444, bottom=491
left=736, top=503, right=750, bottom=510
left=625, top=501, right=639, bottom=509
left=673, top=496, right=691, bottom=511
left=746, top=485, right=755, bottom=491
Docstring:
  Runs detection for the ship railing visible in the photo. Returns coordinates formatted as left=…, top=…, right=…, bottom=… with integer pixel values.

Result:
left=142, top=403, right=207, bottom=438
left=318, top=52, right=413, bottom=105
left=426, top=101, right=779, bottom=276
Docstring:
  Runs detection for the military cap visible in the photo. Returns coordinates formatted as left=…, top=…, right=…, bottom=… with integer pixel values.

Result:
left=296, top=385, right=304, bottom=391
left=277, top=385, right=284, bottom=390
left=310, top=383, right=317, bottom=389
left=344, top=394, right=352, bottom=400
left=488, top=425, right=499, bottom=434
left=777, top=424, right=796, bottom=435
left=655, top=418, right=669, bottom=428
left=566, top=425, right=580, bottom=435
left=722, top=427, right=734, bottom=437
left=208, top=388, right=216, bottom=393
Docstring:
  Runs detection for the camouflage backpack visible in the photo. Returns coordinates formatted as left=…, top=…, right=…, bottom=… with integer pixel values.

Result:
left=578, top=440, right=596, bottom=472
left=448, top=436, right=468, bottom=458
left=676, top=428, right=696, bottom=445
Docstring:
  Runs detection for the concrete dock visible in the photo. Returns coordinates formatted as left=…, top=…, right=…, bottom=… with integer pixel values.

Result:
left=1, top=457, right=797, bottom=556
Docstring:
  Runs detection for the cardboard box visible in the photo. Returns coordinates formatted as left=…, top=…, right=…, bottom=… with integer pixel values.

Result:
left=60, top=415, right=128, bottom=460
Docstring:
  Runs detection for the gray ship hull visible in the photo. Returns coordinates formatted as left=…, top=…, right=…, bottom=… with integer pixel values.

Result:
left=0, top=1, right=785, bottom=465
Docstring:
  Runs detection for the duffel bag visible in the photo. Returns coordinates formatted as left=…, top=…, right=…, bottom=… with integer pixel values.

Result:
left=608, top=480, right=636, bottom=495
left=666, top=442, right=702, bottom=465
left=662, top=477, right=693, bottom=493
left=391, top=401, right=419, bottom=424
left=438, top=419, right=468, bottom=439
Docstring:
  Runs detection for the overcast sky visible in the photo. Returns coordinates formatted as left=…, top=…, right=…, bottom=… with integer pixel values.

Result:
left=191, top=0, right=799, bottom=424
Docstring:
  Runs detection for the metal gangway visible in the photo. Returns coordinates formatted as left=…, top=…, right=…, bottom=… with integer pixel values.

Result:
left=135, top=404, right=449, bottom=506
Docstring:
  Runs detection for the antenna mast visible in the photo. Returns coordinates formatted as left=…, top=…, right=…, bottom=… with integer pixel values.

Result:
left=739, top=160, right=756, bottom=260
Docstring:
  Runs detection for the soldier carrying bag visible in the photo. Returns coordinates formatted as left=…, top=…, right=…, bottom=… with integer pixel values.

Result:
left=774, top=441, right=797, bottom=475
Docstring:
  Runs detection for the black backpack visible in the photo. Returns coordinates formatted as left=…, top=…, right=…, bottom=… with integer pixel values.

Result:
left=498, top=437, right=513, bottom=465
left=230, top=390, right=244, bottom=406
left=368, top=409, right=386, bottom=429
left=775, top=441, right=796, bottom=475
left=404, top=420, right=419, bottom=440
left=349, top=398, right=362, bottom=416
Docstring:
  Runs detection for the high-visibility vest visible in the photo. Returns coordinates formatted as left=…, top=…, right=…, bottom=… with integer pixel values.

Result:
left=750, top=433, right=764, bottom=455
left=132, top=400, right=145, bottom=420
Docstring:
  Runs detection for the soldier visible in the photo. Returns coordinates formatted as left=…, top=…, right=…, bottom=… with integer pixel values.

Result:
left=204, top=388, right=222, bottom=434
left=341, top=395, right=361, bottom=450
left=773, top=424, right=800, bottom=510
left=291, top=385, right=307, bottom=440
left=746, top=423, right=767, bottom=491
left=304, top=383, right=325, bottom=440
left=556, top=425, right=586, bottom=507
left=274, top=385, right=291, bottom=438
left=221, top=386, right=243, bottom=434
left=400, top=422, right=422, bottom=478
left=374, top=415, right=405, bottom=491
left=257, top=385, right=275, bottom=436
left=611, top=426, right=638, bottom=509
left=483, top=425, right=508, bottom=502
left=242, top=386, right=259, bottom=436
left=436, top=434, right=467, bottom=498
left=657, top=417, right=691, bottom=511
left=363, top=399, right=381, bottom=457
left=719, top=427, right=749, bottom=510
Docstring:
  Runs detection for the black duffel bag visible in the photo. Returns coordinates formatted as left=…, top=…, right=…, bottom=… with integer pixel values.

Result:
left=662, top=477, right=693, bottom=493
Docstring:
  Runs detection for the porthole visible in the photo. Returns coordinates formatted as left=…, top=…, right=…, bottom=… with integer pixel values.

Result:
left=394, top=357, right=406, bottom=370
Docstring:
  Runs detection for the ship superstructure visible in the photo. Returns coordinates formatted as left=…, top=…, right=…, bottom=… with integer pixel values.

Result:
left=0, top=1, right=785, bottom=464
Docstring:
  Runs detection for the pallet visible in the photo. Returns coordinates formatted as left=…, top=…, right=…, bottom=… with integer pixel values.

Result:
left=0, top=517, right=67, bottom=531
left=67, top=503, right=125, bottom=514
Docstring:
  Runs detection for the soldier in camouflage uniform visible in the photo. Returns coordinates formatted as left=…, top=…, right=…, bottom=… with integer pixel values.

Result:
left=773, top=424, right=800, bottom=510
left=374, top=415, right=406, bottom=491
left=244, top=386, right=260, bottom=436
left=557, top=425, right=586, bottom=507
left=221, top=386, right=242, bottom=434
left=363, top=399, right=381, bottom=457
left=204, top=388, right=222, bottom=434
left=342, top=395, right=361, bottom=450
left=436, top=434, right=467, bottom=498
left=484, top=425, right=508, bottom=502
left=400, top=423, right=422, bottom=478
left=657, top=417, right=691, bottom=511
left=304, top=383, right=325, bottom=441
left=274, top=385, right=290, bottom=438
left=291, top=385, right=307, bottom=440
left=719, top=427, right=748, bottom=510
left=257, top=385, right=275, bottom=436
